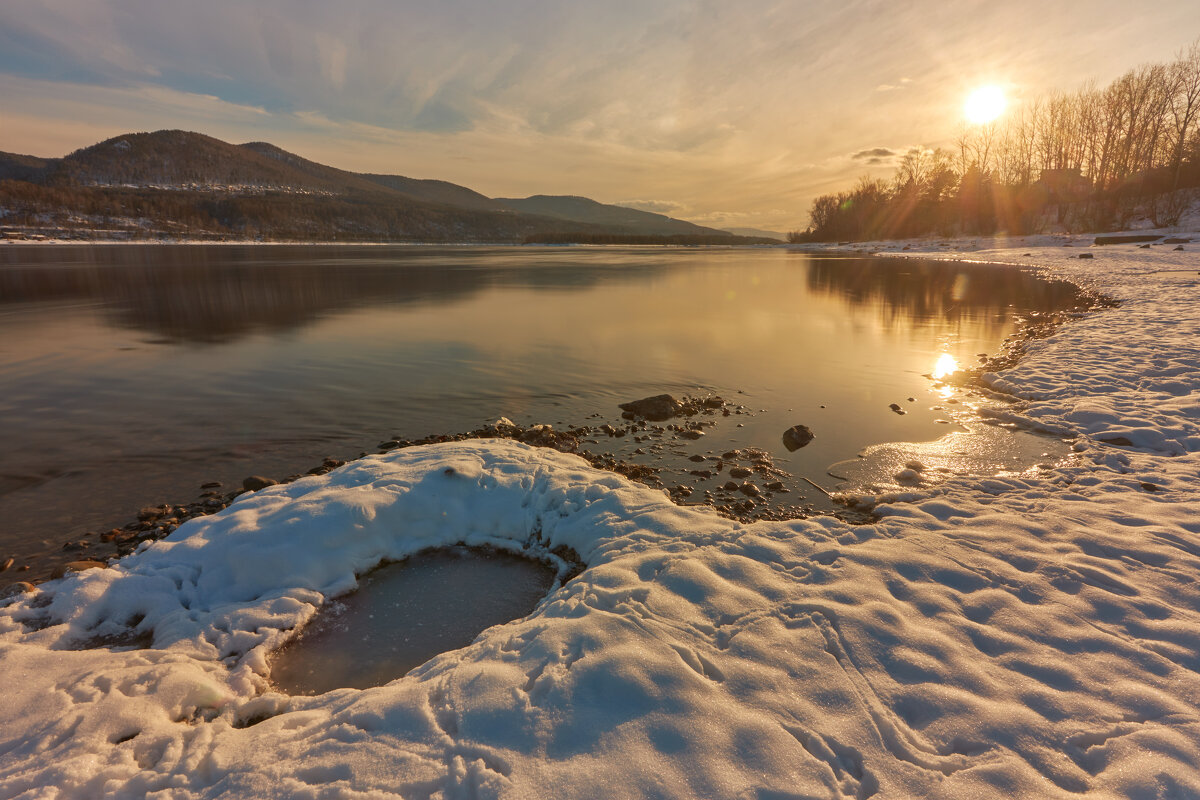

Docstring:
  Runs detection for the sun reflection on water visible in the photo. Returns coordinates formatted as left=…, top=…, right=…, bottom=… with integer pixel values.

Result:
left=933, top=353, right=959, bottom=379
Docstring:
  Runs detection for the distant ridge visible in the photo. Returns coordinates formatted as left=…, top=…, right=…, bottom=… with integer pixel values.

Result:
left=495, top=195, right=721, bottom=237
left=0, top=130, right=764, bottom=243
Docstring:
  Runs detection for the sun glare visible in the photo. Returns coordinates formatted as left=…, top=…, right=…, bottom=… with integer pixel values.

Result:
left=964, top=86, right=1006, bottom=124
left=933, top=353, right=959, bottom=379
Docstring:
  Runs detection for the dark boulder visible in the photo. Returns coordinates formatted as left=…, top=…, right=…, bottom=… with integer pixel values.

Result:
left=618, top=394, right=682, bottom=421
left=782, top=425, right=815, bottom=451
left=242, top=475, right=278, bottom=492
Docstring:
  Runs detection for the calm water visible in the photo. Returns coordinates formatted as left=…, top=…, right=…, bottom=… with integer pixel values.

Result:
left=0, top=244, right=1084, bottom=577
left=270, top=547, right=558, bottom=694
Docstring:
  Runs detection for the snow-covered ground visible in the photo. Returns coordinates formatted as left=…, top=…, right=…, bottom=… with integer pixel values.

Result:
left=3, top=230, right=1200, bottom=798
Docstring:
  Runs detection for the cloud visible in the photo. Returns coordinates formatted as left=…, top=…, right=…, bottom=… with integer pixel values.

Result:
left=875, top=77, right=913, bottom=92
left=615, top=199, right=685, bottom=215
left=850, top=147, right=896, bottom=164
left=3, top=0, right=1200, bottom=233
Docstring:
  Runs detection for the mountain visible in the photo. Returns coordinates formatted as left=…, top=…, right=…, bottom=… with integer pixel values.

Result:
left=360, top=174, right=506, bottom=212
left=0, top=152, right=52, bottom=182
left=0, top=130, right=764, bottom=244
left=494, top=195, right=727, bottom=237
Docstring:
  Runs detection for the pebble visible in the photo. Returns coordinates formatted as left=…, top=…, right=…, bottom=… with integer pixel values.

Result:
left=0, top=557, right=12, bottom=572
left=3, top=581, right=35, bottom=597
left=729, top=467, right=753, bottom=479
left=889, top=403, right=906, bottom=415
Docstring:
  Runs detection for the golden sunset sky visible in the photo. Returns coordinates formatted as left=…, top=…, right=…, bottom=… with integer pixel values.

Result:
left=1, top=1, right=1197, bottom=232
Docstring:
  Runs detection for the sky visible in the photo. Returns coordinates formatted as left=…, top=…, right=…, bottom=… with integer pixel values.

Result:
left=1, top=1, right=1197, bottom=233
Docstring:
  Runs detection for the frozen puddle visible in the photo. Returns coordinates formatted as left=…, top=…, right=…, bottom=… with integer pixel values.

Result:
left=270, top=546, right=558, bottom=695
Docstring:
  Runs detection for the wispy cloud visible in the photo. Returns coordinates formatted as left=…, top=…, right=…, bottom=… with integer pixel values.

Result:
left=615, top=199, right=685, bottom=215
left=1, top=0, right=1198, bottom=230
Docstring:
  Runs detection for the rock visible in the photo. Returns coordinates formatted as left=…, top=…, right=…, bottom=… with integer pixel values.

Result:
left=0, top=557, right=12, bottom=572
left=894, top=468, right=922, bottom=484
left=688, top=454, right=707, bottom=463
left=1140, top=243, right=1151, bottom=248
left=1163, top=237, right=1191, bottom=244
left=61, top=540, right=90, bottom=551
left=51, top=560, right=107, bottom=580
left=200, top=481, right=222, bottom=489
left=1140, top=482, right=1159, bottom=492
left=765, top=481, right=787, bottom=492
left=378, top=440, right=400, bottom=450
left=678, top=429, right=704, bottom=440
left=889, top=403, right=907, bottom=415
left=729, top=466, right=752, bottom=479
left=3, top=581, right=35, bottom=597
left=1078, top=252, right=1094, bottom=259
left=739, top=482, right=761, bottom=497
left=782, top=425, right=815, bottom=451
left=1175, top=245, right=1185, bottom=251
left=723, top=481, right=739, bottom=491
left=242, top=475, right=278, bottom=492
left=618, top=394, right=681, bottom=421
left=137, top=506, right=164, bottom=520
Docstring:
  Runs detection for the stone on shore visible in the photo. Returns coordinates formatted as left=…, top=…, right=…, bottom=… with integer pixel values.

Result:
left=782, top=424, right=815, bottom=451
left=50, top=560, right=107, bottom=580
left=618, top=394, right=681, bottom=421
left=242, top=476, right=278, bottom=492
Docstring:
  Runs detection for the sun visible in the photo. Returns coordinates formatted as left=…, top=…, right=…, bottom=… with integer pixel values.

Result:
left=964, top=85, right=1006, bottom=124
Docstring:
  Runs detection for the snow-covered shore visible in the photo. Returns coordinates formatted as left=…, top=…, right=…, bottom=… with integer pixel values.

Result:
left=3, top=233, right=1200, bottom=798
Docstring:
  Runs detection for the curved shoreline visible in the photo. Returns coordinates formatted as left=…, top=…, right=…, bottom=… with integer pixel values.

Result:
left=6, top=251, right=1107, bottom=587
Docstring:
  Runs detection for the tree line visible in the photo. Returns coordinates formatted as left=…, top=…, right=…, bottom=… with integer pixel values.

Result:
left=792, top=40, right=1200, bottom=241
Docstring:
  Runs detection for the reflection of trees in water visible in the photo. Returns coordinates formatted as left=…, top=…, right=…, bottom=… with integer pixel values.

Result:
left=0, top=245, right=667, bottom=342
left=803, top=257, right=1085, bottom=328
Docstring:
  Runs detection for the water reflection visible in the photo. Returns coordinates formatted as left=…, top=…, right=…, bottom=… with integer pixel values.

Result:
left=0, top=245, right=669, bottom=343
left=0, top=245, right=1087, bottom=580
left=803, top=256, right=1084, bottom=327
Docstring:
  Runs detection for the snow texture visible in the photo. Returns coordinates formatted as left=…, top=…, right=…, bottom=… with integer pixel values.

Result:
left=4, top=231, right=1200, bottom=798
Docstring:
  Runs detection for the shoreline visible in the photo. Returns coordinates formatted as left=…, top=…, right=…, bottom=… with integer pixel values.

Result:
left=4, top=262, right=1106, bottom=588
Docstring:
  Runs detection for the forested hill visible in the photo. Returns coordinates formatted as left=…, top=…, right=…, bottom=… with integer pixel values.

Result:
left=0, top=130, right=747, bottom=243
left=495, top=195, right=719, bottom=237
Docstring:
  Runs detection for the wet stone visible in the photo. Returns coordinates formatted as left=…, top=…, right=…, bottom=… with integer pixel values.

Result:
left=782, top=425, right=815, bottom=451
left=242, top=476, right=278, bottom=491
left=618, top=394, right=681, bottom=421
left=51, top=560, right=107, bottom=579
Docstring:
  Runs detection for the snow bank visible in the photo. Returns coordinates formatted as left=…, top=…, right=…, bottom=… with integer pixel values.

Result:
left=4, top=233, right=1200, bottom=798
